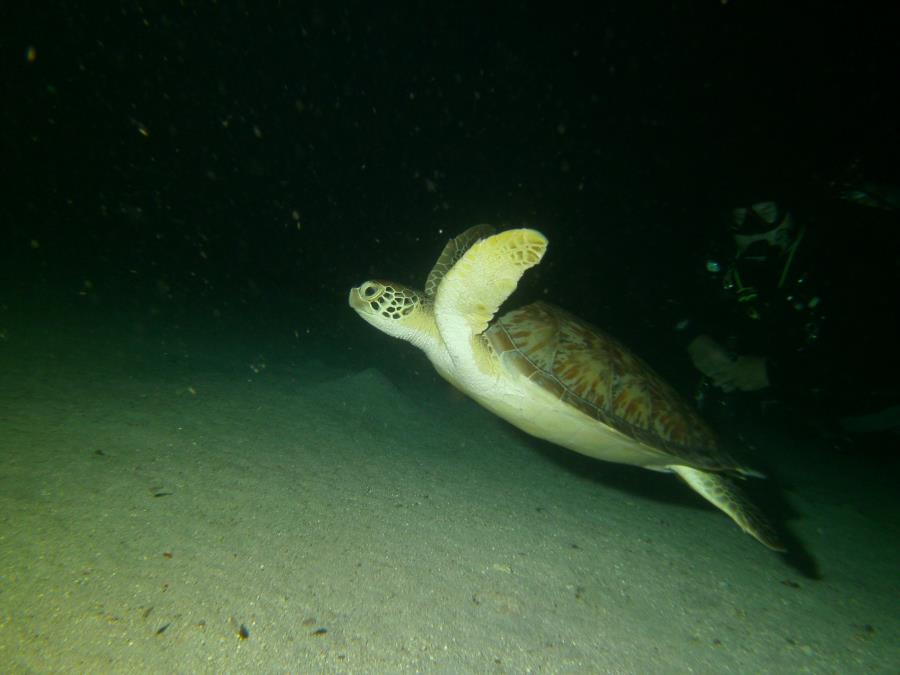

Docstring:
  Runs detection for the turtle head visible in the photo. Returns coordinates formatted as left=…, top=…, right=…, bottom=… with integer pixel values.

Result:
left=349, top=280, right=439, bottom=351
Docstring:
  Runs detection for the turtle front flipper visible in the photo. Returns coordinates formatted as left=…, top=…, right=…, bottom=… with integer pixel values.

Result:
left=672, top=465, right=785, bottom=551
left=425, top=224, right=496, bottom=298
left=435, top=228, right=547, bottom=340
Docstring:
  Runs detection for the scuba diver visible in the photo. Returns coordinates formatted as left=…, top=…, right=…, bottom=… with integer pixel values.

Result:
left=674, top=199, right=900, bottom=442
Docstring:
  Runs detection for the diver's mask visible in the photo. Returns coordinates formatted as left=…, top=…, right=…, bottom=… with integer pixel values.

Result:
left=731, top=202, right=795, bottom=259
left=724, top=201, right=804, bottom=311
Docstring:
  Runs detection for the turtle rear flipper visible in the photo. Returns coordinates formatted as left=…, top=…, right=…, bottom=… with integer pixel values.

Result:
left=672, top=465, right=785, bottom=551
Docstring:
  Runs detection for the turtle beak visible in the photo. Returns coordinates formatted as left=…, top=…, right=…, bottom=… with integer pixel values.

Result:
left=348, top=286, right=372, bottom=317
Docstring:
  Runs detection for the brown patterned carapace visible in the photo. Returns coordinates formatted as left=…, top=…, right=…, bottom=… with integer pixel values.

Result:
left=487, top=301, right=728, bottom=468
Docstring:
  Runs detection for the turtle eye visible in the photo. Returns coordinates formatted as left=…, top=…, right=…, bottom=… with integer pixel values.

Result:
left=361, top=282, right=380, bottom=299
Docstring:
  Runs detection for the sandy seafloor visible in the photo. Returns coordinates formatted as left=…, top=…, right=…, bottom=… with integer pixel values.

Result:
left=1, top=296, right=897, bottom=675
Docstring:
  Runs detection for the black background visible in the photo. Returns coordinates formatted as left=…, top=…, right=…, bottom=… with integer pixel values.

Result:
left=2, top=1, right=898, bottom=371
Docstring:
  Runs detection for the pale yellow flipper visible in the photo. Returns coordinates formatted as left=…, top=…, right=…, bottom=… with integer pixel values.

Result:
left=672, top=465, right=785, bottom=551
left=435, top=228, right=548, bottom=338
left=425, top=224, right=496, bottom=298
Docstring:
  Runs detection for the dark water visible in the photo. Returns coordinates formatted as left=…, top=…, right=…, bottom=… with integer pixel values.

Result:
left=6, top=1, right=898, bottom=435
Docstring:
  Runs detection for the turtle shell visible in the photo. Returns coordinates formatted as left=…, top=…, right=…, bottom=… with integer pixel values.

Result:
left=485, top=301, right=735, bottom=471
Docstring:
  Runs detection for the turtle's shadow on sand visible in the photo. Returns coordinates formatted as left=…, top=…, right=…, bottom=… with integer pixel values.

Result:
left=522, top=434, right=821, bottom=578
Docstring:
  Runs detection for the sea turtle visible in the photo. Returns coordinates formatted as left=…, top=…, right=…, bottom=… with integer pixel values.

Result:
left=349, top=225, right=784, bottom=550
